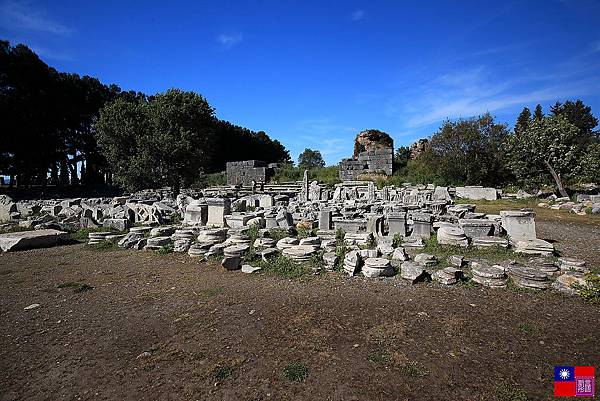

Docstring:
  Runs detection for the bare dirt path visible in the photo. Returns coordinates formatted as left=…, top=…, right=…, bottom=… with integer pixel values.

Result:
left=1, top=244, right=599, bottom=401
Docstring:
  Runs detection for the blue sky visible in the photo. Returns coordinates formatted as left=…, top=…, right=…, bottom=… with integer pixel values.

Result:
left=1, top=0, right=600, bottom=165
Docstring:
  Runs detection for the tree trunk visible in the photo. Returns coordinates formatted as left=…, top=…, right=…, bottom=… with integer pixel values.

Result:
left=68, top=159, right=79, bottom=186
left=544, top=159, right=569, bottom=198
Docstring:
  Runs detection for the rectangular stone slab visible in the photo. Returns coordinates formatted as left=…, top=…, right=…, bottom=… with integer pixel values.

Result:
left=0, top=229, right=70, bottom=252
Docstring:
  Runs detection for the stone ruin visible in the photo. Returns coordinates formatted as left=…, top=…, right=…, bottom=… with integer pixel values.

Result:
left=1, top=178, right=596, bottom=297
left=225, top=160, right=277, bottom=186
left=339, top=130, right=394, bottom=181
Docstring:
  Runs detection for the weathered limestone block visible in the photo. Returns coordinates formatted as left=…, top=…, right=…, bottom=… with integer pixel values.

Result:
left=103, top=218, right=130, bottom=232
left=319, top=208, right=332, bottom=230
left=0, top=229, right=70, bottom=252
left=362, top=257, right=394, bottom=278
left=500, top=210, right=536, bottom=241
left=387, top=211, right=406, bottom=237
left=458, top=219, right=494, bottom=238
left=206, top=198, right=231, bottom=227
left=411, top=213, right=432, bottom=239
left=455, top=186, right=497, bottom=201
left=183, top=199, right=208, bottom=225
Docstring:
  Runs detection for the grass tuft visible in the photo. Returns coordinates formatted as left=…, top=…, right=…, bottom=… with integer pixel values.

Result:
left=284, top=362, right=309, bottom=382
left=257, top=255, right=312, bottom=279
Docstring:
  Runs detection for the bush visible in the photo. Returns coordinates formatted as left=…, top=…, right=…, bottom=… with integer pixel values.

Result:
left=334, top=244, right=347, bottom=271
left=575, top=272, right=600, bottom=304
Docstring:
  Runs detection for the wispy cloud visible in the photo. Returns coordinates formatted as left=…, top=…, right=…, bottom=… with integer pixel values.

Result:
left=384, top=61, right=600, bottom=130
left=351, top=9, right=365, bottom=21
left=217, top=33, right=243, bottom=50
left=0, top=0, right=71, bottom=34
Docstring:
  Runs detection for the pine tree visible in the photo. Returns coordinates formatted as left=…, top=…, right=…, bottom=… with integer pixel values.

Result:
left=533, top=104, right=544, bottom=121
left=515, top=107, right=532, bottom=135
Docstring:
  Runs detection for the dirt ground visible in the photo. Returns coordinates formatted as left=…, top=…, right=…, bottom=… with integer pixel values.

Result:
left=1, top=214, right=600, bottom=400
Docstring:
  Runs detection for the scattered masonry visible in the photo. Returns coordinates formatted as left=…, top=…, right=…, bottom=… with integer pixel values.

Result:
left=1, top=178, right=595, bottom=298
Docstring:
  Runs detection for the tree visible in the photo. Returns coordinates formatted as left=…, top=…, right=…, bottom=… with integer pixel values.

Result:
left=533, top=104, right=544, bottom=121
left=579, top=143, right=600, bottom=183
left=96, top=89, right=216, bottom=195
left=298, top=148, right=325, bottom=170
left=507, top=115, right=582, bottom=197
left=407, top=113, right=511, bottom=186
left=550, top=100, right=599, bottom=145
left=515, top=107, right=532, bottom=135
left=393, top=146, right=411, bottom=174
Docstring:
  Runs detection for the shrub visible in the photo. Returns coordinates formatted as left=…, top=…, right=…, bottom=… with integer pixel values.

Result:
left=284, top=362, right=309, bottom=382
left=334, top=244, right=347, bottom=271
left=575, top=272, right=600, bottom=304
left=157, top=243, right=174, bottom=255
left=392, top=233, right=403, bottom=248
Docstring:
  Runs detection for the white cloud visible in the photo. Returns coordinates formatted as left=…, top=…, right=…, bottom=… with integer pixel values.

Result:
left=385, top=64, right=600, bottom=130
left=0, top=0, right=71, bottom=34
left=351, top=9, right=365, bottom=21
left=217, top=33, right=243, bottom=49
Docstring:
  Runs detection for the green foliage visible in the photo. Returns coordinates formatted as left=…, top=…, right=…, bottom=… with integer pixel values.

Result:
left=308, top=250, right=325, bottom=272
left=257, top=255, right=311, bottom=279
left=398, top=361, right=429, bottom=378
left=494, top=380, right=529, bottom=401
left=157, top=243, right=174, bottom=255
left=193, top=172, right=227, bottom=189
left=515, top=107, right=532, bottom=136
left=574, top=272, right=600, bottom=304
left=298, top=148, right=325, bottom=170
left=335, top=228, right=345, bottom=241
left=212, top=365, right=234, bottom=381
left=334, top=244, right=347, bottom=271
left=284, top=362, right=309, bottom=382
left=266, top=228, right=290, bottom=242
left=533, top=104, right=544, bottom=121
left=246, top=224, right=260, bottom=242
left=507, top=114, right=585, bottom=193
left=296, top=226, right=315, bottom=238
left=405, top=113, right=512, bottom=186
left=1, top=225, right=32, bottom=233
left=57, top=282, right=94, bottom=293
left=271, top=164, right=340, bottom=186
left=365, top=235, right=377, bottom=249
left=96, top=89, right=216, bottom=194
left=577, top=143, right=600, bottom=183
left=550, top=100, right=598, bottom=144
left=392, top=233, right=403, bottom=248
left=394, top=146, right=411, bottom=174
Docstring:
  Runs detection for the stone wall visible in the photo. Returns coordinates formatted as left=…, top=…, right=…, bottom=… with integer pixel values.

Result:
left=339, top=148, right=393, bottom=180
left=226, top=160, right=273, bottom=186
